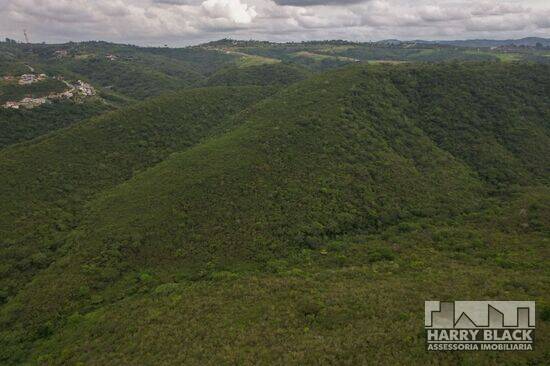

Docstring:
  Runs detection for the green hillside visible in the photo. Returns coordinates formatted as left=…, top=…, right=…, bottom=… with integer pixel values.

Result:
left=0, top=79, right=67, bottom=104
left=0, top=100, right=114, bottom=148
left=0, top=63, right=548, bottom=365
left=388, top=63, right=550, bottom=185
left=0, top=41, right=245, bottom=106
left=0, top=43, right=216, bottom=147
left=61, top=57, right=202, bottom=100
left=142, top=46, right=242, bottom=75
left=0, top=86, right=275, bottom=299
left=206, top=39, right=550, bottom=65
left=0, top=41, right=293, bottom=146
left=205, top=63, right=311, bottom=87
left=2, top=39, right=548, bottom=149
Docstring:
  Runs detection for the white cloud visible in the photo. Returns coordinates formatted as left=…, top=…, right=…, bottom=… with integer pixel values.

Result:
left=0, top=0, right=548, bottom=45
left=534, top=10, right=550, bottom=29
left=201, top=0, right=257, bottom=24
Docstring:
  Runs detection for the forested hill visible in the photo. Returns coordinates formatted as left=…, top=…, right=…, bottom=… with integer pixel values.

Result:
left=0, top=62, right=548, bottom=365
left=2, top=38, right=550, bottom=148
left=0, top=86, right=276, bottom=298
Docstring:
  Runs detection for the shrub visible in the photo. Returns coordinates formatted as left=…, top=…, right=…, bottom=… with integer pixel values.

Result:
left=266, top=259, right=288, bottom=273
left=367, top=247, right=395, bottom=263
left=298, top=298, right=324, bottom=320
left=154, top=283, right=180, bottom=296
left=35, top=322, right=54, bottom=339
left=540, top=304, right=550, bottom=322
left=209, top=271, right=239, bottom=281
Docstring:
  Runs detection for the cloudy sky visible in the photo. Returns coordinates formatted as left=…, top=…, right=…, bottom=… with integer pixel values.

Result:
left=1, top=0, right=549, bottom=46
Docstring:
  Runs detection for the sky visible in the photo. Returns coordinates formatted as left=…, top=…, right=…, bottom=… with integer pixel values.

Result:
left=1, top=0, right=549, bottom=46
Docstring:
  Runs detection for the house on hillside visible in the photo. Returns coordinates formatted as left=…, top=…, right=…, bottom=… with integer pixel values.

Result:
left=54, top=50, right=69, bottom=58
left=76, top=80, right=95, bottom=96
left=18, top=74, right=37, bottom=85
left=19, top=97, right=47, bottom=108
left=3, top=101, right=20, bottom=109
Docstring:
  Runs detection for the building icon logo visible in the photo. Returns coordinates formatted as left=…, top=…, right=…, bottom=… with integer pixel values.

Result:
left=425, top=301, right=535, bottom=351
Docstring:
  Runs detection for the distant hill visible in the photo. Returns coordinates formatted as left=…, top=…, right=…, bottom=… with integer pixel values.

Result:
left=0, top=41, right=250, bottom=148
left=415, top=37, right=550, bottom=48
left=205, top=37, right=550, bottom=48
left=0, top=41, right=249, bottom=102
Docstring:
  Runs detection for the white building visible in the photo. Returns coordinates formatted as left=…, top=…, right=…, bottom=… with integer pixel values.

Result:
left=19, top=74, right=37, bottom=85
left=3, top=101, right=20, bottom=109
left=76, top=80, right=95, bottom=96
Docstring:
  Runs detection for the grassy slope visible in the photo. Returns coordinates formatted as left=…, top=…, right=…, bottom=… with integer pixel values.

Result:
left=0, top=86, right=275, bottom=300
left=1, top=63, right=548, bottom=364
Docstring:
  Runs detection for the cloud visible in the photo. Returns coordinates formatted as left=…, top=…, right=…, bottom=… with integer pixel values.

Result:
left=153, top=0, right=202, bottom=5
left=201, top=0, right=257, bottom=24
left=417, top=6, right=469, bottom=23
left=0, top=0, right=547, bottom=45
left=471, top=2, right=526, bottom=17
left=534, top=10, right=550, bottom=29
left=273, top=0, right=366, bottom=6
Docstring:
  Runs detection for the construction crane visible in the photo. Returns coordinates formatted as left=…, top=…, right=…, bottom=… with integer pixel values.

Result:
left=23, top=29, right=30, bottom=43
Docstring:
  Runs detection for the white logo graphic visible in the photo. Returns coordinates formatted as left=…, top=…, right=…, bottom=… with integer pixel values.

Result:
left=425, top=301, right=535, bottom=351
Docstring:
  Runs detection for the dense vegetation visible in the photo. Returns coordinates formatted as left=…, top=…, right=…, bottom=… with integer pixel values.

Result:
left=389, top=63, right=550, bottom=185
left=0, top=100, right=114, bottom=148
left=0, top=79, right=67, bottom=104
left=62, top=57, right=201, bottom=100
left=0, top=86, right=275, bottom=300
left=0, top=61, right=548, bottom=365
left=1, top=38, right=549, bottom=146
left=0, top=41, right=240, bottom=103
left=0, top=42, right=249, bottom=147
left=209, top=39, right=550, bottom=67
left=0, top=40, right=315, bottom=145
left=205, top=63, right=311, bottom=87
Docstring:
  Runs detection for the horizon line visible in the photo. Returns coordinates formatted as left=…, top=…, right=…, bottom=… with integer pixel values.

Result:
left=2, top=36, right=549, bottom=49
